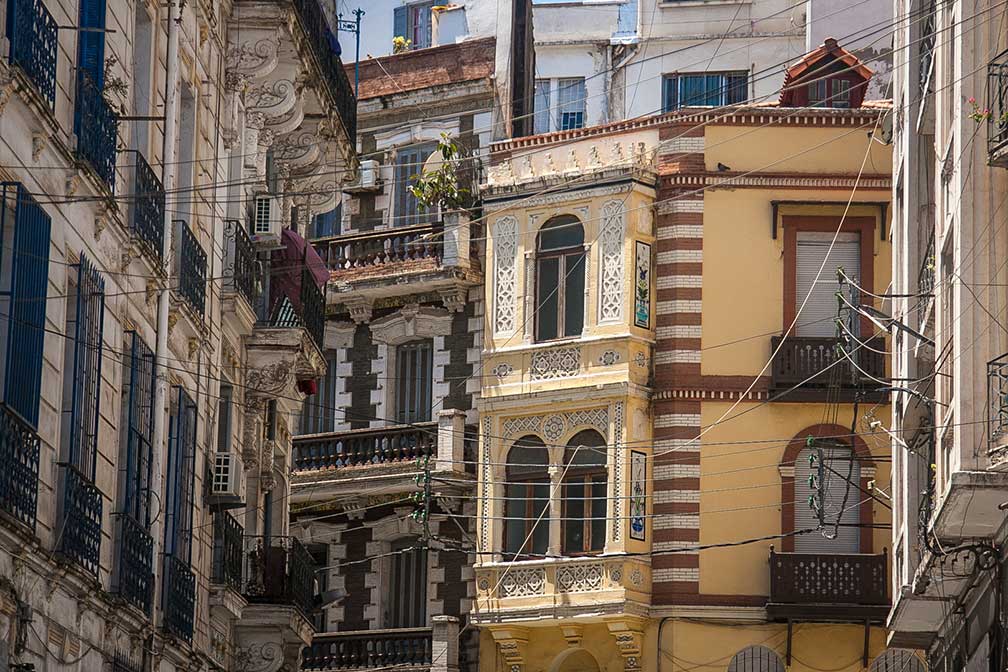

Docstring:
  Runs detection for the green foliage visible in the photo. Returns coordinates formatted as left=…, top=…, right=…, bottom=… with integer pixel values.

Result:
left=408, top=133, right=471, bottom=213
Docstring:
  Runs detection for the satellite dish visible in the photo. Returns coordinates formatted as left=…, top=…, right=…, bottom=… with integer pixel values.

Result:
left=877, top=113, right=894, bottom=145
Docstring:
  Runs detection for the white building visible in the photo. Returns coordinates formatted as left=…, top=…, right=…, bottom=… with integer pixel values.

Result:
left=887, top=0, right=1008, bottom=665
left=0, top=0, right=355, bottom=669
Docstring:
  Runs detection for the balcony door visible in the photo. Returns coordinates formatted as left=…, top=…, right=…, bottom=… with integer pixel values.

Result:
left=387, top=537, right=427, bottom=628
left=396, top=340, right=433, bottom=424
left=795, top=231, right=860, bottom=337
left=794, top=444, right=861, bottom=553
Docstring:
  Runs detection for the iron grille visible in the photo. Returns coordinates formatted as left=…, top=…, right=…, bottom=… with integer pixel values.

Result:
left=164, top=387, right=196, bottom=563
left=988, top=49, right=1008, bottom=164
left=304, top=629, right=434, bottom=670
left=112, top=650, right=143, bottom=672
left=244, top=535, right=317, bottom=617
left=290, top=0, right=357, bottom=139
left=120, top=332, right=156, bottom=526
left=174, top=220, right=207, bottom=315
left=224, top=219, right=260, bottom=308
left=57, top=463, right=103, bottom=576
left=918, top=0, right=936, bottom=92
left=211, top=510, right=243, bottom=590
left=114, top=513, right=153, bottom=613
left=74, top=69, right=118, bottom=191
left=917, top=240, right=935, bottom=325
left=162, top=552, right=195, bottom=642
left=0, top=404, right=41, bottom=530
left=131, top=153, right=165, bottom=260
left=7, top=0, right=58, bottom=106
left=64, top=254, right=106, bottom=480
left=988, top=353, right=1008, bottom=449
left=300, top=265, right=326, bottom=353
left=0, top=183, right=51, bottom=428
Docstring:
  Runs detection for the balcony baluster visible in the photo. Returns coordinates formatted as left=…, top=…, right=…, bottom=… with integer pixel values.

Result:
left=303, top=629, right=434, bottom=670
left=75, top=70, right=118, bottom=191
left=7, top=0, right=58, bottom=106
left=293, top=422, right=437, bottom=472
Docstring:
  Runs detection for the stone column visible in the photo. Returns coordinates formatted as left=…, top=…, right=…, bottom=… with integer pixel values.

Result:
left=547, top=464, right=562, bottom=557
left=431, top=615, right=460, bottom=672
left=437, top=409, right=466, bottom=472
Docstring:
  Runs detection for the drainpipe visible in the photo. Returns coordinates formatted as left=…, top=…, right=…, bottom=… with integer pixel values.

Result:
left=656, top=617, right=671, bottom=672
left=150, top=0, right=181, bottom=625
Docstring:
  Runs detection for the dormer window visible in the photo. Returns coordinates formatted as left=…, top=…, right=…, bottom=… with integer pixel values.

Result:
left=780, top=38, right=873, bottom=109
left=808, top=77, right=854, bottom=108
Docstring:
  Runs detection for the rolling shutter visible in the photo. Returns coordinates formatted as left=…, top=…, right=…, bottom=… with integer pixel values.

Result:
left=794, top=445, right=861, bottom=553
left=795, top=231, right=860, bottom=337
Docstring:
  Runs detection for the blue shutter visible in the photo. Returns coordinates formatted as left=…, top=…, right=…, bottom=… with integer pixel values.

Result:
left=1, top=183, right=51, bottom=429
left=165, top=387, right=196, bottom=562
left=76, top=0, right=106, bottom=86
left=65, top=255, right=106, bottom=480
left=121, top=331, right=156, bottom=525
left=393, top=6, right=408, bottom=42
left=662, top=76, right=678, bottom=112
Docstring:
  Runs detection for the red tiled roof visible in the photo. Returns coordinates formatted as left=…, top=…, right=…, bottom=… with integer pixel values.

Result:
left=348, top=37, right=496, bottom=101
left=780, top=37, right=875, bottom=105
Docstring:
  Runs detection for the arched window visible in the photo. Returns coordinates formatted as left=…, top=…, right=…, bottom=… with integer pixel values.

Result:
left=563, top=430, right=607, bottom=555
left=870, top=649, right=926, bottom=672
left=794, top=441, right=861, bottom=553
left=536, top=216, right=585, bottom=341
left=727, top=646, right=785, bottom=672
left=505, top=436, right=549, bottom=557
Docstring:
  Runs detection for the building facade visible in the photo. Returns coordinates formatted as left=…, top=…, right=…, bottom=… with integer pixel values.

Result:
left=886, top=0, right=1008, bottom=665
left=290, top=37, right=494, bottom=672
left=0, top=0, right=355, bottom=669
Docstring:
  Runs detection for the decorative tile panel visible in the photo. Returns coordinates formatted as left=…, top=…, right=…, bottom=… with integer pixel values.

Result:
left=599, top=200, right=626, bottom=323
left=556, top=562, right=605, bottom=592
left=499, top=566, right=546, bottom=597
left=529, top=347, right=580, bottom=380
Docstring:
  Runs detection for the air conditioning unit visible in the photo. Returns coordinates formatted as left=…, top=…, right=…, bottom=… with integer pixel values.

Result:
left=251, top=194, right=282, bottom=243
left=210, top=452, right=246, bottom=508
left=345, top=159, right=382, bottom=193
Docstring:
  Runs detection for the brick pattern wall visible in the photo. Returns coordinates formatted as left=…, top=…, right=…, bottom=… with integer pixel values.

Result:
left=652, top=125, right=705, bottom=600
left=347, top=324, right=378, bottom=429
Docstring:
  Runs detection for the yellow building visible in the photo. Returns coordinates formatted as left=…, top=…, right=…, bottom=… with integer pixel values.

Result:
left=474, top=41, right=910, bottom=672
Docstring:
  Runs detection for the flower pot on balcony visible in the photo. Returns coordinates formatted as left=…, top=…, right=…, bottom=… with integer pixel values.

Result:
left=442, top=210, right=471, bottom=269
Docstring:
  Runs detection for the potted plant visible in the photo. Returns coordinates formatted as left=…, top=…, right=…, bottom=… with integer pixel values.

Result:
left=409, top=133, right=474, bottom=268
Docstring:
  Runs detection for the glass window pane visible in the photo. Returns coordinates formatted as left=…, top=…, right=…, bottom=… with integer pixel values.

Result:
left=532, top=483, right=550, bottom=555
left=591, top=478, right=607, bottom=550
left=537, top=257, right=560, bottom=341
left=557, top=78, right=585, bottom=130
left=534, top=79, right=551, bottom=134
left=662, top=76, right=678, bottom=112
left=680, top=74, right=707, bottom=106
left=539, top=217, right=584, bottom=250
left=726, top=72, right=748, bottom=104
left=505, top=483, right=526, bottom=554
left=564, top=481, right=585, bottom=552
left=564, top=252, right=585, bottom=337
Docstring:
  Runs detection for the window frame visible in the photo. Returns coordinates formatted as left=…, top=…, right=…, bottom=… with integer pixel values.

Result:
left=504, top=436, right=550, bottom=559
left=393, top=142, right=438, bottom=227
left=662, top=71, right=749, bottom=112
left=535, top=216, right=586, bottom=342
left=395, top=339, right=434, bottom=424
left=781, top=215, right=876, bottom=335
left=561, top=430, right=608, bottom=556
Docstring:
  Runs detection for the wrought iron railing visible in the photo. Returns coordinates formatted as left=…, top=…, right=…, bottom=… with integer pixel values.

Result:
left=7, top=0, right=58, bottom=106
left=769, top=336, right=886, bottom=393
left=319, top=224, right=443, bottom=271
left=301, top=266, right=326, bottom=354
left=244, top=535, right=317, bottom=617
left=293, top=422, right=438, bottom=471
left=212, top=511, right=244, bottom=591
left=919, top=0, right=936, bottom=92
left=131, top=153, right=165, bottom=261
left=988, top=49, right=1008, bottom=164
left=260, top=260, right=326, bottom=355
left=162, top=553, right=196, bottom=642
left=57, top=463, right=103, bottom=576
left=75, top=70, right=118, bottom=191
left=0, top=404, right=41, bottom=530
left=114, top=513, right=154, bottom=614
left=290, top=0, right=357, bottom=140
left=768, top=550, right=888, bottom=606
left=303, top=629, right=434, bottom=670
left=174, top=220, right=207, bottom=315
left=224, top=220, right=260, bottom=309
left=988, top=353, right=1008, bottom=456
left=917, top=242, right=935, bottom=325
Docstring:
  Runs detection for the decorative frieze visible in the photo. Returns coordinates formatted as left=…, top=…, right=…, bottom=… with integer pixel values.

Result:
left=599, top=200, right=626, bottom=323
left=493, top=216, right=518, bottom=336
left=529, top=346, right=580, bottom=380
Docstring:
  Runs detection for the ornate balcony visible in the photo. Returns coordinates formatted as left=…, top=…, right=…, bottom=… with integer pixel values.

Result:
left=766, top=550, right=889, bottom=622
left=212, top=511, right=245, bottom=591
left=74, top=70, right=118, bottom=191
left=303, top=628, right=434, bottom=670
left=244, top=535, right=317, bottom=619
left=293, top=422, right=437, bottom=472
left=57, top=463, right=103, bottom=577
left=224, top=220, right=261, bottom=311
left=0, top=404, right=41, bottom=532
left=316, top=214, right=478, bottom=319
left=769, top=336, right=886, bottom=401
left=473, top=556, right=651, bottom=624
left=174, top=219, right=207, bottom=316
left=163, top=553, right=196, bottom=642
left=257, top=260, right=327, bottom=356
left=114, top=514, right=154, bottom=614
left=7, top=0, right=58, bottom=107
left=989, top=49, right=1008, bottom=166
left=988, top=352, right=1008, bottom=469
left=917, top=242, right=934, bottom=326
left=130, top=153, right=165, bottom=261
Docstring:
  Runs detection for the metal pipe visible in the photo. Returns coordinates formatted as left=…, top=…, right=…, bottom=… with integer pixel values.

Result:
left=150, top=0, right=181, bottom=626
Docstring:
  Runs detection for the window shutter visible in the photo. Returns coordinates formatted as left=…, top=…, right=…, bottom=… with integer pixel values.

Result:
left=393, top=6, right=408, bottom=41
left=534, top=80, right=551, bottom=134
left=66, top=255, right=106, bottom=481
left=77, top=0, right=107, bottom=86
left=165, top=388, right=197, bottom=561
left=795, top=231, right=860, bottom=337
left=794, top=445, right=861, bottom=553
left=662, top=76, right=678, bottom=112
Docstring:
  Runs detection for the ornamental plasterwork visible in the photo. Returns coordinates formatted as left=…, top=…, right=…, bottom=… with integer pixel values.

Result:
left=612, top=401, right=624, bottom=541
left=499, top=567, right=545, bottom=597
left=480, top=416, right=492, bottom=553
left=529, top=346, right=580, bottom=380
left=493, top=216, right=518, bottom=335
left=556, top=562, right=604, bottom=592
left=225, top=36, right=281, bottom=78
left=599, top=200, right=626, bottom=323
left=502, top=407, right=609, bottom=441
left=483, top=183, right=636, bottom=212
